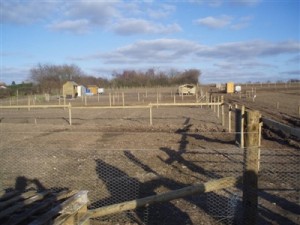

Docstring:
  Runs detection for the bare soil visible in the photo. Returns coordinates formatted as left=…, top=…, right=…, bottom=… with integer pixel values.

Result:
left=0, top=86, right=299, bottom=225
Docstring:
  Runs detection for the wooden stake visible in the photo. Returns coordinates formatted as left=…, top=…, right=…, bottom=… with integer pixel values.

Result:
left=241, top=105, right=245, bottom=149
left=68, top=103, right=72, bottom=125
left=221, top=96, right=224, bottom=126
left=109, top=93, right=112, bottom=107
left=150, top=105, right=153, bottom=126
left=122, top=92, right=125, bottom=107
left=28, top=96, right=30, bottom=111
left=243, top=110, right=260, bottom=225
left=228, top=105, right=232, bottom=133
left=217, top=96, right=220, bottom=118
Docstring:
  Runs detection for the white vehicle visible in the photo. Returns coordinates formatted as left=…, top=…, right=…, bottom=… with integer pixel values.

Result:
left=98, top=88, right=105, bottom=95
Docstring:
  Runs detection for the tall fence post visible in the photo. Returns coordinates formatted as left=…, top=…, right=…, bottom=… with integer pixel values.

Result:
left=221, top=96, right=225, bottom=126
left=235, top=105, right=245, bottom=148
left=122, top=92, right=125, bottom=107
left=149, top=105, right=153, bottom=126
left=243, top=110, right=260, bottom=225
left=228, top=104, right=232, bottom=133
left=68, top=103, right=72, bottom=126
left=109, top=93, right=112, bottom=107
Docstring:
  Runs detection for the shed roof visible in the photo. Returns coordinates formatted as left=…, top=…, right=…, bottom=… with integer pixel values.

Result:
left=64, top=81, right=78, bottom=86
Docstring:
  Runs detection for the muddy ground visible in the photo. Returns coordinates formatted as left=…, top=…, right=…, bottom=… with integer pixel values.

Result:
left=0, top=86, right=299, bottom=225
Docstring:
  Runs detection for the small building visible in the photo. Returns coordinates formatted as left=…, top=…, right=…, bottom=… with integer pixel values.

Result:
left=98, top=88, right=105, bottom=95
left=77, top=85, right=86, bottom=97
left=226, top=82, right=234, bottom=94
left=87, top=85, right=98, bottom=95
left=178, top=84, right=197, bottom=95
left=63, top=81, right=78, bottom=98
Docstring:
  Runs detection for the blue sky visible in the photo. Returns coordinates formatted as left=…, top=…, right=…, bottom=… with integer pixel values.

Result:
left=1, top=0, right=299, bottom=84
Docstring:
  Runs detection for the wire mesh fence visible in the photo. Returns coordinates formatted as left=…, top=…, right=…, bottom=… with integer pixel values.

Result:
left=0, top=100, right=299, bottom=224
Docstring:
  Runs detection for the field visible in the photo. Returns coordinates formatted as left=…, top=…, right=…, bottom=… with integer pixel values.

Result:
left=0, top=84, right=299, bottom=225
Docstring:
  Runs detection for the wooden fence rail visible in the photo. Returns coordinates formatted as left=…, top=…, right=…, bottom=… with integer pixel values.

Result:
left=85, top=176, right=241, bottom=219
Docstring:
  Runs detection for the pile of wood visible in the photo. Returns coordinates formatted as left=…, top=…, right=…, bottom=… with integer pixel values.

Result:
left=0, top=189, right=89, bottom=225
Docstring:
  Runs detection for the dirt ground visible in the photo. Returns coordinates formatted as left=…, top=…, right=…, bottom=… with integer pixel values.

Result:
left=0, top=85, right=299, bottom=225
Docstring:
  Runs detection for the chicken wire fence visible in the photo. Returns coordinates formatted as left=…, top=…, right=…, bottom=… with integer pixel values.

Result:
left=0, top=144, right=299, bottom=225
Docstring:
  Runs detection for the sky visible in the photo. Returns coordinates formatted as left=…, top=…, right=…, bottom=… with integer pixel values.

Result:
left=1, top=0, right=299, bottom=85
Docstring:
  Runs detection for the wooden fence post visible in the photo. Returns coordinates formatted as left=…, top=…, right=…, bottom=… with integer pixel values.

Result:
left=150, top=105, right=153, bottom=126
left=64, top=97, right=66, bottom=110
left=221, top=96, right=224, bottom=126
left=228, top=104, right=232, bottom=133
left=109, top=93, right=112, bottom=107
left=243, top=110, right=260, bottom=225
left=217, top=96, right=220, bottom=118
left=241, top=105, right=245, bottom=148
left=28, top=96, right=31, bottom=111
left=68, top=103, right=72, bottom=126
left=122, top=92, right=125, bottom=107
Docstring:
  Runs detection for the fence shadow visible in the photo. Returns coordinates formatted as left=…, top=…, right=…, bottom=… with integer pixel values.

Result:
left=91, top=158, right=192, bottom=225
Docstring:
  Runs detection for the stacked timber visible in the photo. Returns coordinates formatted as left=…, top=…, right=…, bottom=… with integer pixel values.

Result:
left=0, top=189, right=89, bottom=225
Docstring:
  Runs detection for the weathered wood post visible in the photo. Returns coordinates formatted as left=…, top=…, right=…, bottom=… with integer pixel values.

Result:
left=149, top=105, right=153, bottom=126
left=122, top=92, right=125, bottom=107
left=217, top=96, right=220, bottom=118
left=235, top=105, right=245, bottom=148
left=16, top=89, right=19, bottom=105
left=64, top=96, right=66, bottom=110
left=243, top=110, right=260, bottom=225
left=213, top=97, right=216, bottom=113
left=138, top=92, right=140, bottom=102
left=68, top=103, right=72, bottom=126
left=28, top=96, right=31, bottom=111
left=109, top=93, right=112, bottom=107
left=228, top=104, right=232, bottom=133
left=221, top=96, right=225, bottom=126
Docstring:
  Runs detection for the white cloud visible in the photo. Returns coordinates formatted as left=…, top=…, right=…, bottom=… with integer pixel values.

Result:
left=1, top=0, right=57, bottom=24
left=47, top=19, right=90, bottom=34
left=112, top=19, right=181, bottom=35
left=195, top=15, right=233, bottom=28
left=196, top=40, right=300, bottom=59
left=147, top=4, right=176, bottom=19
left=65, top=0, right=120, bottom=25
left=70, top=39, right=300, bottom=65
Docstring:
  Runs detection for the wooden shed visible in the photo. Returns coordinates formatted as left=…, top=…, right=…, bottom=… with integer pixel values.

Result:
left=178, top=84, right=197, bottom=95
left=87, top=85, right=98, bottom=95
left=226, top=82, right=234, bottom=94
left=63, top=81, right=78, bottom=98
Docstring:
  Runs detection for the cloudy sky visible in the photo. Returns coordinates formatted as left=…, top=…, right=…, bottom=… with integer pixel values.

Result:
left=1, top=0, right=299, bottom=84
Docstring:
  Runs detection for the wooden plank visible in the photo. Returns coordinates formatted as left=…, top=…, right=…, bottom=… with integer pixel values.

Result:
left=0, top=105, right=68, bottom=109
left=3, top=190, right=77, bottom=225
left=0, top=191, right=50, bottom=219
left=88, top=176, right=241, bottom=219
left=0, top=190, right=37, bottom=210
left=29, top=191, right=88, bottom=225
left=262, top=117, right=300, bottom=139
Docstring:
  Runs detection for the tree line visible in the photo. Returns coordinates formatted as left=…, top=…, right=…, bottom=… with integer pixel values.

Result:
left=1, top=64, right=200, bottom=97
left=28, top=63, right=200, bottom=94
